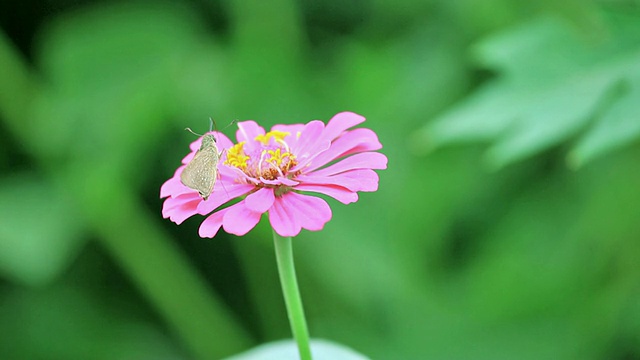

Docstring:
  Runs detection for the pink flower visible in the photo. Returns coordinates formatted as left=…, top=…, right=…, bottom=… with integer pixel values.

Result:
left=161, top=112, right=387, bottom=237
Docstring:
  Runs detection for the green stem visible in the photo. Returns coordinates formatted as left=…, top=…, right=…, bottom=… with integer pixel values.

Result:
left=272, top=231, right=312, bottom=360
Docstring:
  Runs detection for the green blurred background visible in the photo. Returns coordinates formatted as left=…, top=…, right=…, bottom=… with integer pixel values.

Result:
left=1, top=0, right=640, bottom=359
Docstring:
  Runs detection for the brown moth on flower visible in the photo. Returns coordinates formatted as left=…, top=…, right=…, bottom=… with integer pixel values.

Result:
left=180, top=121, right=221, bottom=200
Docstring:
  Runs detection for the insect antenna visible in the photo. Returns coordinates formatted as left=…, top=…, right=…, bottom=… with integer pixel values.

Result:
left=184, top=127, right=205, bottom=137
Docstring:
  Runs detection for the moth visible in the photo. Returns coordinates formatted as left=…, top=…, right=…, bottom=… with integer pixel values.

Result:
left=180, top=122, right=221, bottom=201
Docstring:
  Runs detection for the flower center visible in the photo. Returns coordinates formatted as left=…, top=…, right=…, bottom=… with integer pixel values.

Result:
left=224, top=131, right=297, bottom=181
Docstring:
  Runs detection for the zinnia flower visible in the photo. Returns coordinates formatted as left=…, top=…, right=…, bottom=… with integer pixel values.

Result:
left=161, top=112, right=387, bottom=237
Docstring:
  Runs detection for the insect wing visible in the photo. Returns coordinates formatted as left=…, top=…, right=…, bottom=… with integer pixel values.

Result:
left=180, top=135, right=219, bottom=200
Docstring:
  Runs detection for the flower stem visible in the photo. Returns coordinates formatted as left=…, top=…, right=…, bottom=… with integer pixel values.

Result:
left=272, top=230, right=312, bottom=360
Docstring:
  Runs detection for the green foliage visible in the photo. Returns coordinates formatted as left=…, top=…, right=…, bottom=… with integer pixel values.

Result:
left=1, top=0, right=639, bottom=359
left=32, top=1, right=218, bottom=175
left=0, top=173, right=84, bottom=285
left=0, top=285, right=184, bottom=360
left=417, top=10, right=640, bottom=168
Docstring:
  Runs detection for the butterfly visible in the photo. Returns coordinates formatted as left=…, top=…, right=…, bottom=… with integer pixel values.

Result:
left=180, top=128, right=221, bottom=201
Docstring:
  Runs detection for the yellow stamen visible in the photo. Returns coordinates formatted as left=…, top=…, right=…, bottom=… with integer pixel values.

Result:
left=224, top=141, right=249, bottom=170
left=255, top=130, right=290, bottom=145
left=266, top=148, right=287, bottom=167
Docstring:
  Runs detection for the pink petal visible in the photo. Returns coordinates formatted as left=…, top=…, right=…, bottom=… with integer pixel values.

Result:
left=260, top=177, right=299, bottom=186
left=290, top=121, right=332, bottom=171
left=218, top=164, right=240, bottom=178
left=220, top=165, right=260, bottom=185
left=269, top=196, right=301, bottom=237
left=297, top=169, right=379, bottom=192
left=334, top=170, right=380, bottom=192
left=281, top=192, right=332, bottom=231
left=222, top=201, right=263, bottom=236
left=199, top=207, right=229, bottom=238
left=322, top=112, right=366, bottom=141
left=160, top=169, right=188, bottom=198
left=294, top=184, right=358, bottom=204
left=212, top=131, right=235, bottom=151
left=162, top=194, right=201, bottom=224
left=291, top=120, right=326, bottom=158
left=306, top=128, right=382, bottom=172
left=236, top=121, right=265, bottom=152
left=162, top=193, right=197, bottom=213
left=308, top=152, right=388, bottom=177
left=197, top=180, right=254, bottom=214
left=245, top=187, right=275, bottom=212
left=182, top=150, right=197, bottom=164
left=212, top=176, right=254, bottom=202
left=278, top=177, right=299, bottom=186
left=271, top=123, right=305, bottom=137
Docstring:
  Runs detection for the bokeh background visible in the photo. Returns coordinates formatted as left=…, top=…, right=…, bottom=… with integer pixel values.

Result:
left=1, top=0, right=640, bottom=359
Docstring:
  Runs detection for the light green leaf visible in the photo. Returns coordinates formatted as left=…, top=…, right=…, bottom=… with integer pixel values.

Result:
left=485, top=68, right=618, bottom=168
left=0, top=173, right=84, bottom=286
left=225, top=339, right=370, bottom=360
left=570, top=78, right=640, bottom=166
left=416, top=11, right=640, bottom=168
left=473, top=17, right=591, bottom=81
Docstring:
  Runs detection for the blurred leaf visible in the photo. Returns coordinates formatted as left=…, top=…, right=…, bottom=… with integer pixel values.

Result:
left=0, top=31, right=39, bottom=139
left=569, top=74, right=640, bottom=166
left=0, top=173, right=84, bottom=286
left=363, top=23, right=469, bottom=122
left=31, top=1, right=224, bottom=178
left=0, top=285, right=186, bottom=360
left=225, top=339, right=369, bottom=360
left=416, top=10, right=640, bottom=168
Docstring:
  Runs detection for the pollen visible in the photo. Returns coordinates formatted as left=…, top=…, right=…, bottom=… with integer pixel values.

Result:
left=225, top=141, right=249, bottom=170
left=266, top=148, right=293, bottom=167
left=225, top=133, right=298, bottom=182
left=254, top=148, right=296, bottom=180
left=255, top=130, right=290, bottom=145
